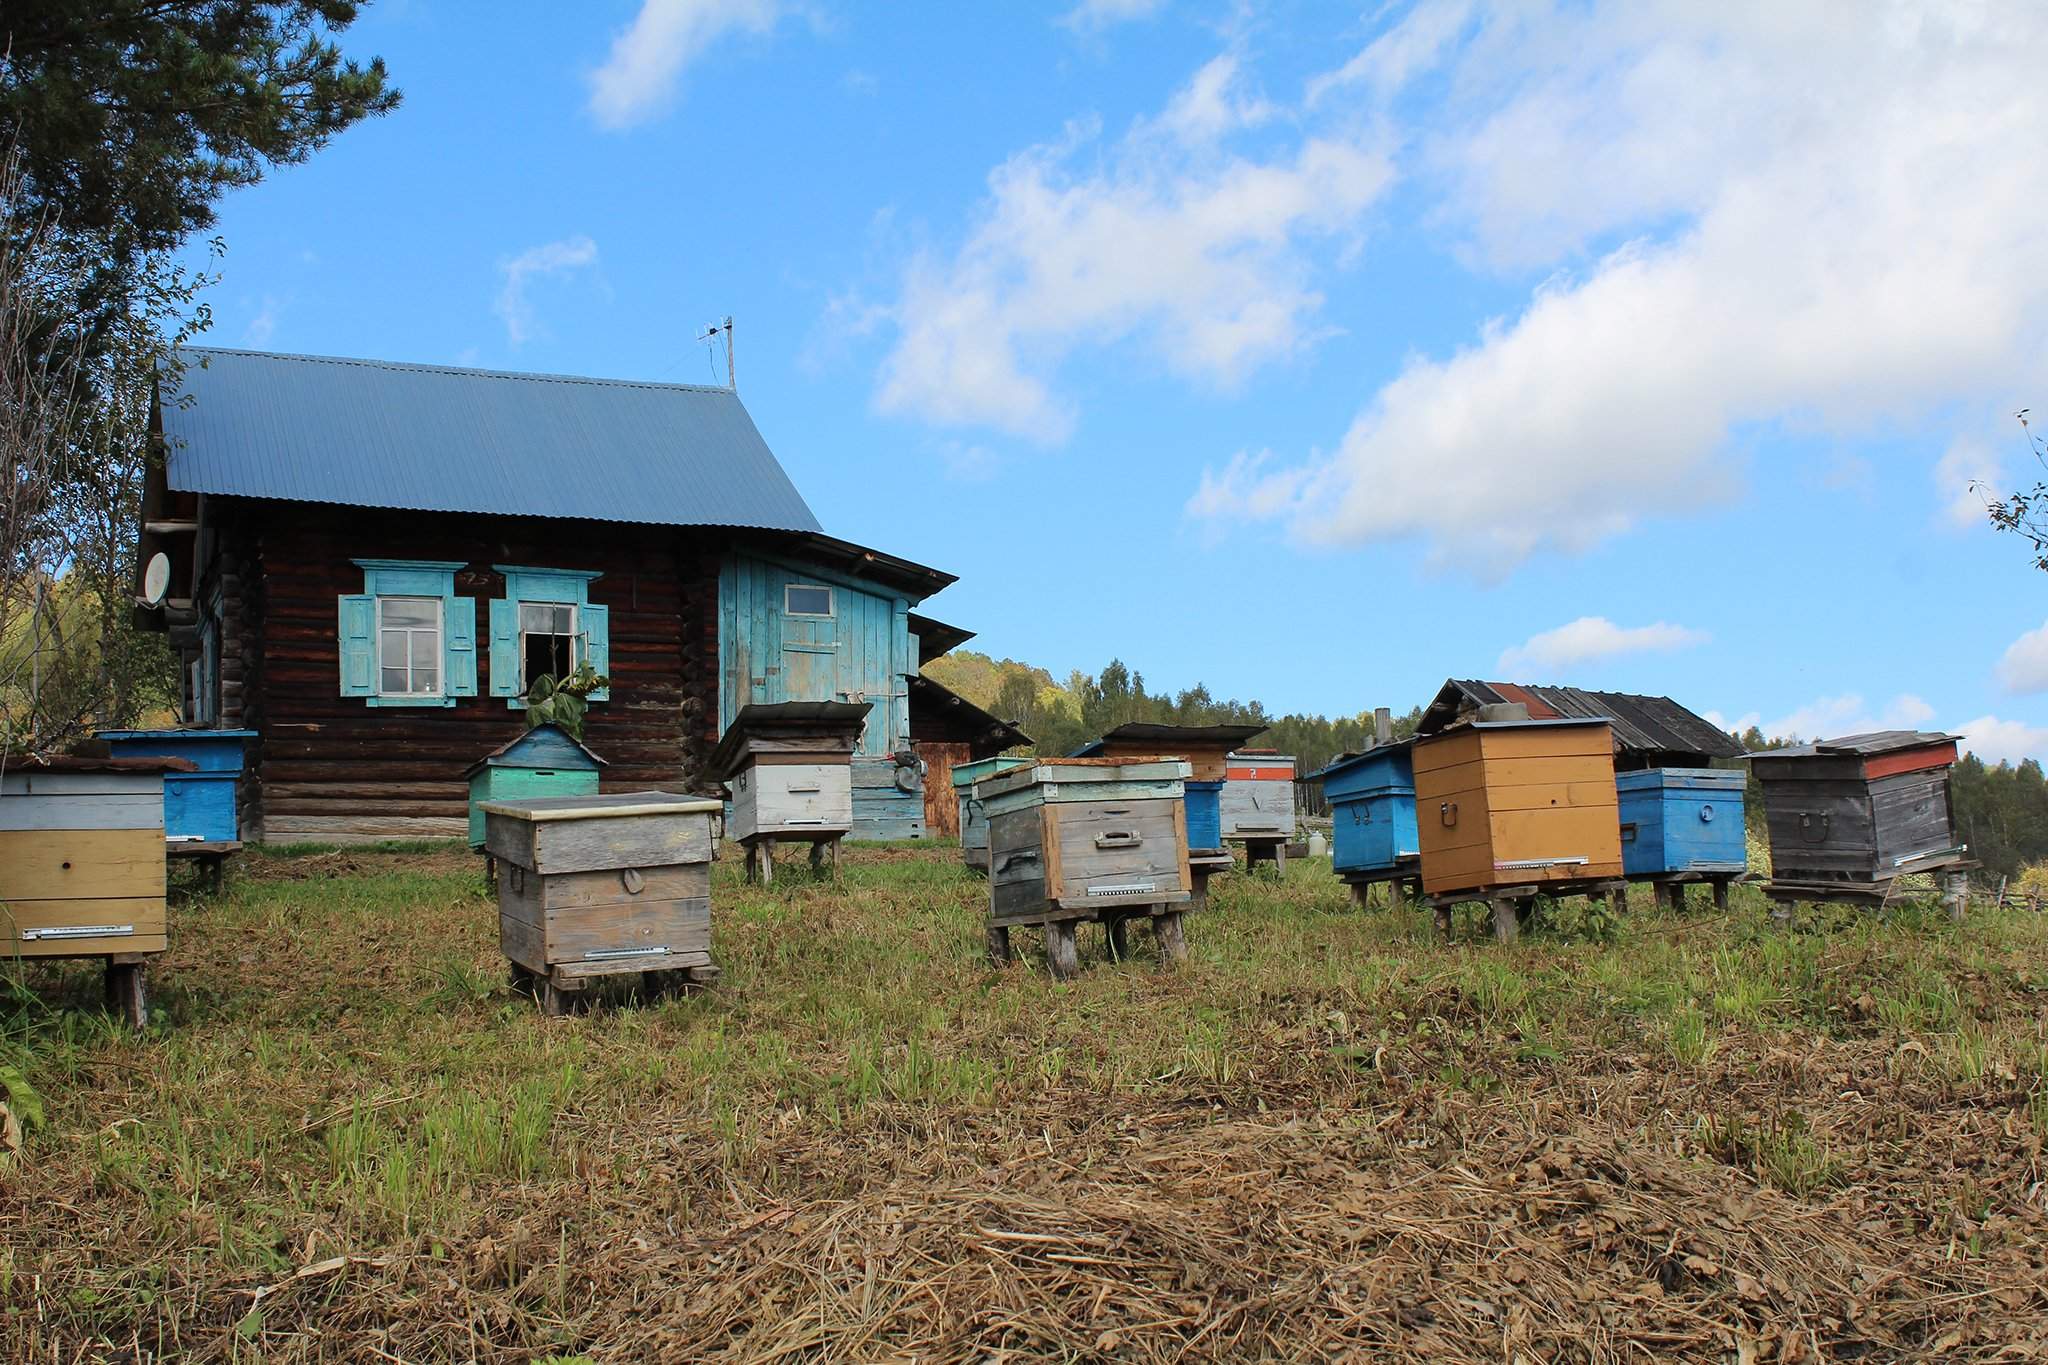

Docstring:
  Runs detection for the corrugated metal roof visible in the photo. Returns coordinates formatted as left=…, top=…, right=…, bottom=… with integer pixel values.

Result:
left=1420, top=679, right=1744, bottom=761
left=160, top=347, right=823, bottom=533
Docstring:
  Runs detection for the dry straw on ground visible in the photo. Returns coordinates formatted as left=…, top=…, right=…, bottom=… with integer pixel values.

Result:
left=3, top=843, right=2045, bottom=1361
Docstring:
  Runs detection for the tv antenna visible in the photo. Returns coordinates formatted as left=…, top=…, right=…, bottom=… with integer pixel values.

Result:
left=697, top=316, right=734, bottom=390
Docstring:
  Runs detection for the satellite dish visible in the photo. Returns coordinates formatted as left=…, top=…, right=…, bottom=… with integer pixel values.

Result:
left=142, top=553, right=171, bottom=607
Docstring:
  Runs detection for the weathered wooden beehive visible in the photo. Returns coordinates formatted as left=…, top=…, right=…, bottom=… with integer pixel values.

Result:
left=1748, top=731, right=1966, bottom=896
left=482, top=791, right=722, bottom=1014
left=463, top=724, right=604, bottom=849
left=1076, top=723, right=1265, bottom=851
left=979, top=757, right=1193, bottom=978
left=1312, top=741, right=1422, bottom=906
left=951, top=754, right=1031, bottom=872
left=1413, top=718, right=1624, bottom=938
left=1222, top=749, right=1297, bottom=870
left=1615, top=767, right=1747, bottom=899
left=0, top=755, right=191, bottom=1026
left=709, top=700, right=871, bottom=882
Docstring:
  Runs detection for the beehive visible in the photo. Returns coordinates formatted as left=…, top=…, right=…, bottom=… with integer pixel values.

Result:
left=0, top=755, right=189, bottom=1026
left=96, top=728, right=256, bottom=844
left=1413, top=719, right=1622, bottom=895
left=1313, top=742, right=1420, bottom=882
left=1076, top=723, right=1267, bottom=855
left=980, top=758, right=1192, bottom=920
left=463, top=724, right=604, bottom=849
left=951, top=754, right=1031, bottom=871
left=1221, top=750, right=1296, bottom=841
left=482, top=791, right=722, bottom=1014
left=1615, top=767, right=1747, bottom=878
left=709, top=701, right=871, bottom=844
left=1748, top=731, right=1964, bottom=884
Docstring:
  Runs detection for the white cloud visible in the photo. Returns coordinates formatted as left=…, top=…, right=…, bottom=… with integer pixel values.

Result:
left=1495, top=615, right=1707, bottom=675
left=1306, top=0, right=1474, bottom=106
left=1197, top=3, right=2048, bottom=573
left=874, top=58, right=1392, bottom=440
left=1703, top=709, right=1760, bottom=736
left=241, top=295, right=284, bottom=347
left=1997, top=619, right=2048, bottom=694
left=1935, top=434, right=2004, bottom=531
left=1763, top=693, right=1935, bottom=743
left=1956, top=714, right=2048, bottom=766
left=937, top=440, right=999, bottom=483
left=588, top=0, right=783, bottom=130
left=1060, top=0, right=1165, bottom=33
left=495, top=235, right=600, bottom=345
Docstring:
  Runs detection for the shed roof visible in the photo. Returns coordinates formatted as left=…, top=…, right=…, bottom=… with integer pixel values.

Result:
left=1419, top=680, right=1743, bottom=762
left=160, top=347, right=824, bottom=534
left=908, top=674, right=1029, bottom=752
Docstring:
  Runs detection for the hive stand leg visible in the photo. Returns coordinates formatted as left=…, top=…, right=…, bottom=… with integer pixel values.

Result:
left=1153, top=910, right=1188, bottom=964
left=1389, top=880, right=1407, bottom=915
left=1942, top=872, right=1969, bottom=923
left=1614, top=884, right=1630, bottom=915
left=208, top=854, right=226, bottom=895
left=538, top=976, right=574, bottom=1018
left=1490, top=897, right=1519, bottom=944
left=1044, top=922, right=1081, bottom=981
left=1712, top=878, right=1730, bottom=911
left=809, top=839, right=827, bottom=872
left=104, top=962, right=147, bottom=1030
left=986, top=923, right=1014, bottom=966
left=758, top=840, right=775, bottom=887
left=1433, top=904, right=1454, bottom=940
left=1274, top=842, right=1288, bottom=877
left=1350, top=881, right=1371, bottom=910
left=1105, top=913, right=1135, bottom=963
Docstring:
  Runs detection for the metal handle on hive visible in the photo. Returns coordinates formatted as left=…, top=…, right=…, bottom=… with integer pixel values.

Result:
left=1440, top=801, right=1458, bottom=828
left=1095, top=830, right=1141, bottom=849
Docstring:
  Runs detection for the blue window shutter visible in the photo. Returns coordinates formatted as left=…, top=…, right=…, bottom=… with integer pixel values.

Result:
left=338, top=594, right=375, bottom=696
left=583, top=603, right=611, bottom=700
left=446, top=596, right=478, bottom=696
left=488, top=598, right=519, bottom=697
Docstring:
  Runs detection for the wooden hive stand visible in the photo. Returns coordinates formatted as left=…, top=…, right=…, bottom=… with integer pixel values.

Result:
left=1421, top=877, right=1630, bottom=943
left=482, top=791, right=725, bottom=1015
left=708, top=701, right=873, bottom=886
left=979, top=757, right=1195, bottom=979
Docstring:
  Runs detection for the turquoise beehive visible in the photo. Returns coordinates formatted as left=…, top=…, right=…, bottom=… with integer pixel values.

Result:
left=463, top=725, right=605, bottom=848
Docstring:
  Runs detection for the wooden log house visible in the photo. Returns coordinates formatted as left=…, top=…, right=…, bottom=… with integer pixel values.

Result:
left=1419, top=680, right=1749, bottom=909
left=133, top=348, right=975, bottom=841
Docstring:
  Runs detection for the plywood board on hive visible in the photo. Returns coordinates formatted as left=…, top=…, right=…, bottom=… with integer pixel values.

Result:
left=485, top=811, right=715, bottom=875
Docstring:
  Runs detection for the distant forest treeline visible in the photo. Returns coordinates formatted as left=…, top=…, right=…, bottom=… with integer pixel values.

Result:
left=924, top=652, right=2048, bottom=881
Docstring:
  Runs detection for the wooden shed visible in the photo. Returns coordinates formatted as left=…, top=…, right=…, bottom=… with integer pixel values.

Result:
left=979, top=757, right=1193, bottom=978
left=462, top=724, right=605, bottom=849
left=1748, top=731, right=1969, bottom=910
left=708, top=700, right=871, bottom=882
left=0, top=754, right=192, bottom=1026
left=1310, top=740, right=1422, bottom=908
left=1412, top=717, right=1625, bottom=940
left=913, top=671, right=1032, bottom=847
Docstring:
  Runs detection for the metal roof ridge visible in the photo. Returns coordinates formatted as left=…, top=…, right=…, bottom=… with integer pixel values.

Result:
left=173, top=345, right=741, bottom=397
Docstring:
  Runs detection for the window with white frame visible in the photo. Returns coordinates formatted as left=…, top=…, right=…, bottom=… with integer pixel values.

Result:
left=518, top=600, right=579, bottom=690
left=377, top=596, right=443, bottom=696
left=784, top=583, right=834, bottom=617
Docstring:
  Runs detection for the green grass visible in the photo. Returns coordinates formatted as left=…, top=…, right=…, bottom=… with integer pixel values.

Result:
left=3, top=845, right=2046, bottom=1359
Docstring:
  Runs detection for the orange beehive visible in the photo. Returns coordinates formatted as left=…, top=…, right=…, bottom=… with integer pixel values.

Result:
left=1413, top=718, right=1623, bottom=895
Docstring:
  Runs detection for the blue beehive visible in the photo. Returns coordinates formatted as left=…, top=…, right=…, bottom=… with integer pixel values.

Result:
left=1614, top=767, right=1747, bottom=877
left=1184, top=779, right=1225, bottom=851
left=1312, top=743, right=1420, bottom=879
left=97, top=729, right=257, bottom=844
left=464, top=725, right=606, bottom=849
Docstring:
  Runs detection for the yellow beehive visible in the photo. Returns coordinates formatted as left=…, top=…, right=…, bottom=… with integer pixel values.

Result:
left=1413, top=719, right=1622, bottom=895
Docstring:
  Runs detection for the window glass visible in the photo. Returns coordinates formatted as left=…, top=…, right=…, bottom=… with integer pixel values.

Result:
left=785, top=584, right=833, bottom=616
left=377, top=596, right=443, bottom=695
left=519, top=600, right=578, bottom=689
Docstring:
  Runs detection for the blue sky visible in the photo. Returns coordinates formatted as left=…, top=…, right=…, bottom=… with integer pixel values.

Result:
left=187, top=1, right=2048, bottom=761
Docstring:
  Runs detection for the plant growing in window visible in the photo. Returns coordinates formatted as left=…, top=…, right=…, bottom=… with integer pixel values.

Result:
left=525, top=660, right=611, bottom=741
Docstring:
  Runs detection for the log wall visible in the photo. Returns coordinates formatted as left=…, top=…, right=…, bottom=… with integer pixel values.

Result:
left=214, top=499, right=723, bottom=844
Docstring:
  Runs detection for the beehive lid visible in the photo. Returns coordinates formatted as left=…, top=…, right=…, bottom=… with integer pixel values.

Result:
left=973, top=755, right=1190, bottom=797
left=3, top=752, right=197, bottom=774
left=1746, top=731, right=1961, bottom=761
left=1306, top=739, right=1415, bottom=783
left=478, top=791, right=722, bottom=822
left=708, top=701, right=872, bottom=780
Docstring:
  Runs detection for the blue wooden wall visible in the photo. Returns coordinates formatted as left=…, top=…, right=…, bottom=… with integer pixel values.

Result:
left=717, top=553, right=916, bottom=759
